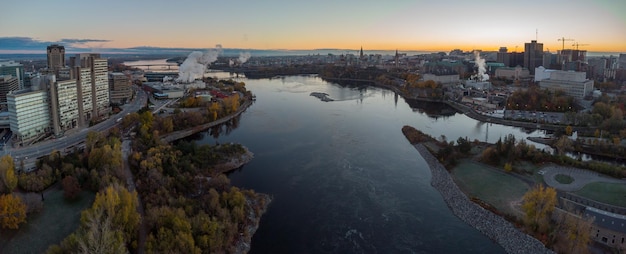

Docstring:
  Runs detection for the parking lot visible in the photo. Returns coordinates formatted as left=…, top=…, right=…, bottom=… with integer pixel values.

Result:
left=503, top=110, right=565, bottom=124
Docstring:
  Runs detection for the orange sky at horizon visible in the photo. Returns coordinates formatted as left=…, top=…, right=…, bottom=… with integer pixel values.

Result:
left=2, top=0, right=625, bottom=54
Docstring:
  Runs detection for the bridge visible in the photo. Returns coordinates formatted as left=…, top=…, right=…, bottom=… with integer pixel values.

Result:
left=125, top=63, right=179, bottom=70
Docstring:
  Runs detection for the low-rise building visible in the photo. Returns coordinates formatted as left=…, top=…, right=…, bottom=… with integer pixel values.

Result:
left=422, top=73, right=459, bottom=85
left=495, top=66, right=530, bottom=80
left=539, top=70, right=594, bottom=100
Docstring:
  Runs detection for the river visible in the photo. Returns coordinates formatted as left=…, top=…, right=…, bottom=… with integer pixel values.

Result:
left=181, top=73, right=557, bottom=253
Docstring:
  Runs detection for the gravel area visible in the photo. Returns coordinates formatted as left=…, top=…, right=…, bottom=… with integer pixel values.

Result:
left=414, top=144, right=554, bottom=254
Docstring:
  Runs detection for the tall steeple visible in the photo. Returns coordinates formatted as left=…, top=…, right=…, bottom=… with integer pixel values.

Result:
left=360, top=46, right=364, bottom=58
left=395, top=49, right=399, bottom=68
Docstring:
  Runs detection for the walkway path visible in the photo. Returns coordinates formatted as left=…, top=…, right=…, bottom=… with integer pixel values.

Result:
left=121, top=139, right=146, bottom=254
left=541, top=165, right=626, bottom=192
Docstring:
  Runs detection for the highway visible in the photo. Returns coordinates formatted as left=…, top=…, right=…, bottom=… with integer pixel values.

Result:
left=3, top=86, right=148, bottom=171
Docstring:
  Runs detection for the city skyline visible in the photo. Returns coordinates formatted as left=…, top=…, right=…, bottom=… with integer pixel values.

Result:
left=1, top=0, right=625, bottom=53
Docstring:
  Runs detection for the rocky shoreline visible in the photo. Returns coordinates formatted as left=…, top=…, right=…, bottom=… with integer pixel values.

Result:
left=413, top=144, right=554, bottom=254
left=213, top=147, right=254, bottom=174
left=235, top=193, right=272, bottom=254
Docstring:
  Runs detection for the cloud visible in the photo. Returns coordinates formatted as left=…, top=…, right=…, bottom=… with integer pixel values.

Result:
left=58, top=38, right=110, bottom=45
left=0, top=37, right=110, bottom=50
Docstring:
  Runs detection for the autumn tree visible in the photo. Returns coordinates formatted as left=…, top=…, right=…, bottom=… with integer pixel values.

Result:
left=0, top=155, right=17, bottom=193
left=83, top=184, right=141, bottom=242
left=522, top=185, right=557, bottom=233
left=76, top=209, right=127, bottom=254
left=0, top=193, right=27, bottom=229
left=554, top=136, right=574, bottom=156
left=62, top=175, right=81, bottom=200
left=565, top=125, right=573, bottom=136
left=554, top=209, right=594, bottom=254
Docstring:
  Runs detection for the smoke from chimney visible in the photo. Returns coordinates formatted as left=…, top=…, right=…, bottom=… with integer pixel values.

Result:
left=177, top=44, right=223, bottom=83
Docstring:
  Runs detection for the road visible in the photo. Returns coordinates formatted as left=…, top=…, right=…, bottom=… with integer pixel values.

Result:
left=3, top=86, right=148, bottom=170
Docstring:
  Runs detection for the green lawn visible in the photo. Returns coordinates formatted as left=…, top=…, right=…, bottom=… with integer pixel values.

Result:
left=575, top=182, right=626, bottom=208
left=555, top=174, right=574, bottom=184
left=0, top=188, right=95, bottom=253
left=452, top=160, right=530, bottom=216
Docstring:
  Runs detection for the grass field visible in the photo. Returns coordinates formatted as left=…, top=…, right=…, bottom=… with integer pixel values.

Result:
left=575, top=182, right=626, bottom=208
left=554, top=174, right=574, bottom=184
left=0, top=188, right=95, bottom=253
left=452, top=160, right=530, bottom=216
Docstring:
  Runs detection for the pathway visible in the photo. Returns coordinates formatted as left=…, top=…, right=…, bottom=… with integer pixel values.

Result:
left=541, top=165, right=626, bottom=192
left=121, top=139, right=146, bottom=254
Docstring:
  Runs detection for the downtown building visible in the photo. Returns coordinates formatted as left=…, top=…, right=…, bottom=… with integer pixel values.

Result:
left=539, top=70, right=594, bottom=101
left=524, top=40, right=543, bottom=75
left=0, top=60, right=25, bottom=89
left=109, top=72, right=133, bottom=105
left=6, top=46, right=110, bottom=144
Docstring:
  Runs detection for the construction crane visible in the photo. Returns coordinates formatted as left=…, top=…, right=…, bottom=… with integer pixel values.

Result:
left=558, top=37, right=574, bottom=51
left=572, top=42, right=589, bottom=50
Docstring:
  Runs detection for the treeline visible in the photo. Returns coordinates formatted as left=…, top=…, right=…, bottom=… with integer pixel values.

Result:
left=507, top=86, right=576, bottom=112
left=480, top=134, right=626, bottom=178
left=243, top=64, right=323, bottom=79
left=401, top=125, right=474, bottom=167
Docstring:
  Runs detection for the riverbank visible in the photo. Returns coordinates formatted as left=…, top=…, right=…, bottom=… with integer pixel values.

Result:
left=412, top=143, right=554, bottom=254
left=212, top=147, right=254, bottom=174
left=235, top=193, right=272, bottom=253
left=160, top=99, right=252, bottom=143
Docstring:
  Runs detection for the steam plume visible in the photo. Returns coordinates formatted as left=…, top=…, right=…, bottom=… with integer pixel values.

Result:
left=177, top=44, right=223, bottom=83
left=228, top=51, right=252, bottom=67
left=238, top=52, right=251, bottom=64
left=473, top=51, right=489, bottom=81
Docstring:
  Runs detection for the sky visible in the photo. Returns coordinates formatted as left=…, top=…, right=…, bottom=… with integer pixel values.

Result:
left=1, top=0, right=625, bottom=53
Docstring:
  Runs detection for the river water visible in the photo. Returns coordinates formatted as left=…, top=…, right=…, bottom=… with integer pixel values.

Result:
left=183, top=73, right=555, bottom=253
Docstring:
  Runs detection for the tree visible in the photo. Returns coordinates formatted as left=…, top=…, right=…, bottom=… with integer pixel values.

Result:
left=83, top=184, right=141, bottom=242
left=565, top=125, right=573, bottom=136
left=0, top=155, right=17, bottom=193
left=0, top=193, right=27, bottom=229
left=522, top=185, right=557, bottom=233
left=554, top=136, right=573, bottom=156
left=62, top=175, right=81, bottom=200
left=504, top=162, right=513, bottom=172
left=555, top=210, right=593, bottom=254
left=76, top=208, right=127, bottom=254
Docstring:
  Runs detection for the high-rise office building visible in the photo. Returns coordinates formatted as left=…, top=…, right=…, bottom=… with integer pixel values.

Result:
left=47, top=44, right=66, bottom=73
left=0, top=75, right=19, bottom=109
left=7, top=87, right=51, bottom=143
left=497, top=47, right=510, bottom=66
left=524, top=40, right=543, bottom=74
left=619, top=54, right=626, bottom=69
left=0, top=61, right=25, bottom=89
left=70, top=53, right=110, bottom=124
left=109, top=72, right=133, bottom=104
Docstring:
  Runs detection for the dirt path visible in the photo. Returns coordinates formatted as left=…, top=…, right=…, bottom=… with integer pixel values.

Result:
left=122, top=139, right=146, bottom=254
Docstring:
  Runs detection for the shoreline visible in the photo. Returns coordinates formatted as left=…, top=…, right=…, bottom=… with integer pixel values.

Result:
left=160, top=99, right=253, bottom=143
left=412, top=143, right=554, bottom=254
left=213, top=148, right=254, bottom=175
